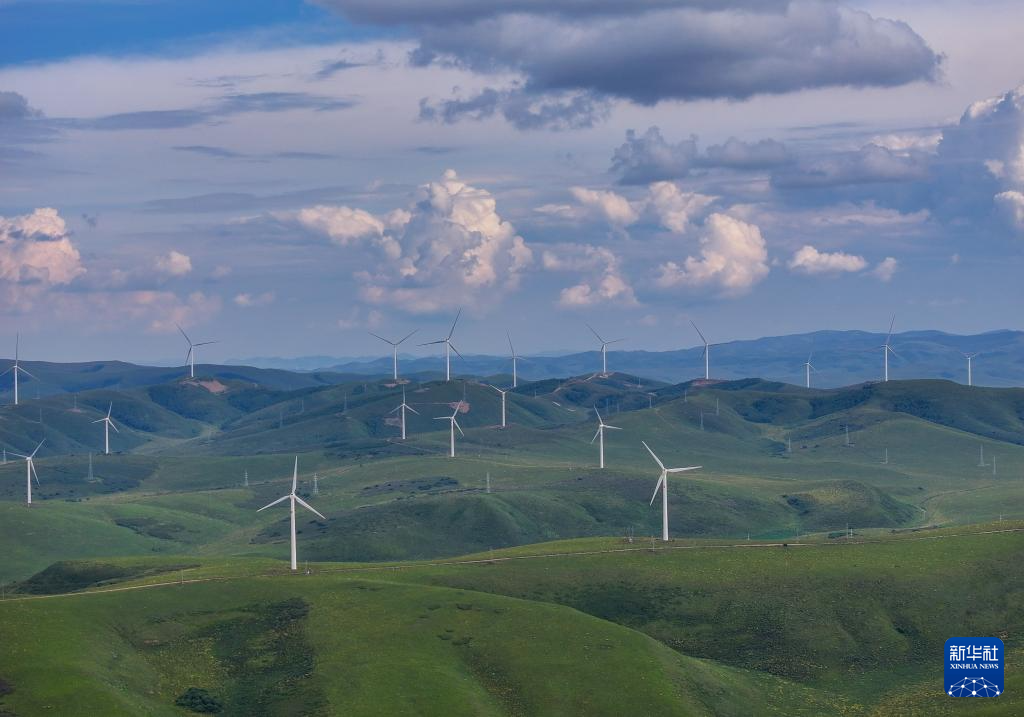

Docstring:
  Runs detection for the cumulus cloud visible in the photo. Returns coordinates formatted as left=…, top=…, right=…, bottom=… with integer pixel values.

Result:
left=645, top=182, right=716, bottom=233
left=154, top=250, right=193, bottom=277
left=788, top=245, right=867, bottom=274
left=285, top=169, right=532, bottom=313
left=0, top=208, right=85, bottom=287
left=537, top=181, right=713, bottom=235
left=654, top=213, right=769, bottom=295
left=541, top=243, right=638, bottom=308
left=320, top=0, right=940, bottom=128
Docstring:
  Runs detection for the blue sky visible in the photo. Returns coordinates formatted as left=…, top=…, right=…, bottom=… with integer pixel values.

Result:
left=0, top=0, right=1023, bottom=364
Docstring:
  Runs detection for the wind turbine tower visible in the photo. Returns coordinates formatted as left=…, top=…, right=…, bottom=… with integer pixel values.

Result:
left=642, top=441, right=701, bottom=541
left=963, top=352, right=979, bottom=387
left=93, top=403, right=119, bottom=455
left=690, top=321, right=713, bottom=380
left=369, top=330, right=417, bottom=381
left=10, top=440, right=44, bottom=506
left=420, top=309, right=463, bottom=382
left=591, top=408, right=621, bottom=469
left=586, top=324, right=624, bottom=375
left=434, top=404, right=465, bottom=458
left=489, top=384, right=509, bottom=428
left=390, top=388, right=419, bottom=440
left=256, top=457, right=326, bottom=571
left=2, top=334, right=35, bottom=406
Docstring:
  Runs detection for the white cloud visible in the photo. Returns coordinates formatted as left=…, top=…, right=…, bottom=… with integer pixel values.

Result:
left=0, top=207, right=85, bottom=286
left=872, top=257, right=898, bottom=282
left=995, top=190, right=1024, bottom=230
left=655, top=213, right=769, bottom=296
left=568, top=187, right=639, bottom=226
left=233, top=291, right=275, bottom=308
left=292, top=169, right=533, bottom=313
left=788, top=245, right=868, bottom=274
left=645, top=182, right=716, bottom=233
left=542, top=243, right=637, bottom=308
left=154, top=250, right=193, bottom=277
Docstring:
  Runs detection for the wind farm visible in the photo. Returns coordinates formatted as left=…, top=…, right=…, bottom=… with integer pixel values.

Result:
left=3, top=2, right=1023, bottom=711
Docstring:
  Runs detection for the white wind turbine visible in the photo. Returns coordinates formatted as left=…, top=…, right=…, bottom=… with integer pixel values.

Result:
left=962, top=352, right=979, bottom=387
left=690, top=321, right=715, bottom=380
left=507, top=332, right=521, bottom=388
left=591, top=408, right=621, bottom=469
left=369, top=329, right=417, bottom=381
left=420, top=309, right=463, bottom=382
left=389, top=387, right=419, bottom=440
left=2, top=334, right=35, bottom=406
left=434, top=403, right=465, bottom=457
left=10, top=439, right=44, bottom=506
left=257, top=456, right=326, bottom=571
left=587, top=324, right=624, bottom=375
left=177, top=324, right=218, bottom=379
left=92, top=402, right=119, bottom=455
left=643, top=440, right=701, bottom=541
left=878, top=314, right=899, bottom=382
left=803, top=351, right=818, bottom=389
left=488, top=384, right=509, bottom=428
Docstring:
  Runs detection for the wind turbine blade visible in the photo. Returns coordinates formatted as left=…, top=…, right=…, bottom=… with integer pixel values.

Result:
left=690, top=320, right=707, bottom=344
left=641, top=440, right=665, bottom=470
left=406, top=405, right=420, bottom=415
left=9, top=453, right=28, bottom=460
left=397, top=329, right=418, bottom=345
left=194, top=341, right=218, bottom=347
left=591, top=427, right=601, bottom=444
left=608, top=338, right=625, bottom=345
left=185, top=347, right=193, bottom=365
left=176, top=323, right=191, bottom=344
left=110, top=422, right=119, bottom=433
left=0, top=366, right=11, bottom=377
left=92, top=417, right=105, bottom=424
left=604, top=424, right=622, bottom=431
left=17, top=366, right=36, bottom=380
left=389, top=404, right=401, bottom=414
left=454, top=419, right=465, bottom=437
left=449, top=343, right=464, bottom=360
left=294, top=495, right=326, bottom=520
left=507, top=332, right=515, bottom=356
left=291, top=456, right=298, bottom=493
left=667, top=466, right=701, bottom=473
left=594, top=407, right=603, bottom=423
left=649, top=475, right=665, bottom=506
left=586, top=323, right=605, bottom=344
left=107, top=403, right=113, bottom=418
left=368, top=331, right=393, bottom=345
left=433, top=416, right=448, bottom=421
left=419, top=340, right=446, bottom=346
left=31, top=462, right=39, bottom=485
left=447, top=308, right=462, bottom=340
left=257, top=495, right=290, bottom=512
left=885, top=314, right=895, bottom=344
left=30, top=439, right=44, bottom=458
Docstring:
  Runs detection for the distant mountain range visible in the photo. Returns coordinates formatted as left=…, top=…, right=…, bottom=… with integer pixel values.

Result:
left=233, top=329, right=1024, bottom=388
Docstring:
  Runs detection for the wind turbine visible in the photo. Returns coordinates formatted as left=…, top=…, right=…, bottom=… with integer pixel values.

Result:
left=256, top=456, right=325, bottom=571
left=488, top=384, right=510, bottom=428
left=878, top=315, right=899, bottom=382
left=642, top=441, right=701, bottom=541
left=586, top=324, right=624, bottom=375
left=177, top=324, right=217, bottom=379
left=369, top=329, right=417, bottom=381
left=690, top=321, right=714, bottom=380
left=389, top=387, right=419, bottom=440
left=962, top=352, right=979, bottom=387
left=420, top=309, right=463, bottom=382
left=2, top=334, right=35, bottom=406
left=803, top=351, right=818, bottom=389
left=10, top=439, right=44, bottom=506
left=591, top=408, right=621, bottom=469
left=434, top=404, right=465, bottom=457
left=92, top=403, right=119, bottom=455
left=507, top=333, right=521, bottom=388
